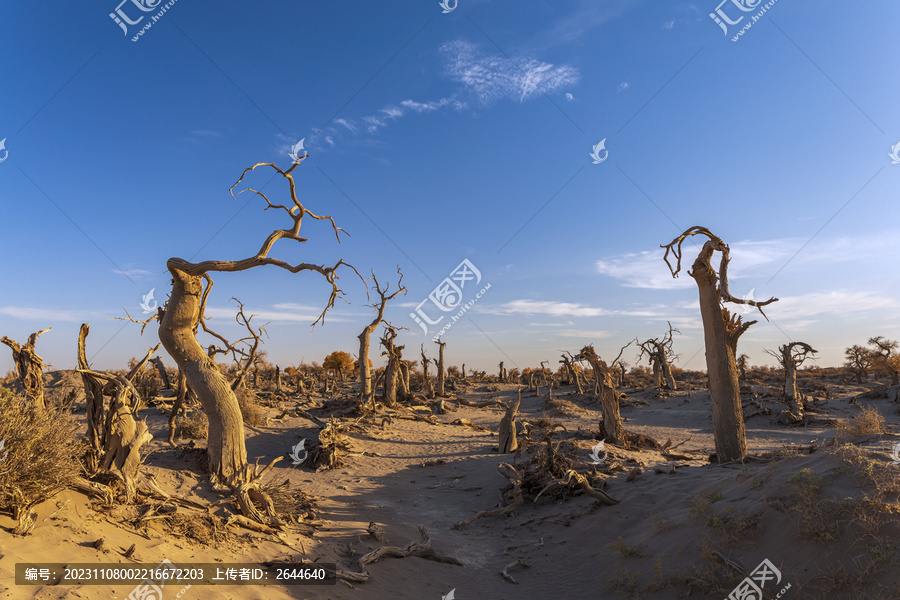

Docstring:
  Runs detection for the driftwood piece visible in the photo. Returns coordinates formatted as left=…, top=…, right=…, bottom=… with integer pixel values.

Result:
left=498, top=390, right=521, bottom=453
left=500, top=559, right=529, bottom=584
left=330, top=526, right=461, bottom=583
left=455, top=464, right=523, bottom=529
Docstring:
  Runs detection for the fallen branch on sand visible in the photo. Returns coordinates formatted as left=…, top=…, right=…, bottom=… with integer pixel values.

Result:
left=455, top=464, right=523, bottom=529
left=329, top=526, right=461, bottom=583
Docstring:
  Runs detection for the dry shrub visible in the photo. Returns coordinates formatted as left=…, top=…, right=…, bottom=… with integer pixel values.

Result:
left=234, top=386, right=265, bottom=427
left=263, top=478, right=317, bottom=520
left=164, top=512, right=227, bottom=545
left=836, top=404, right=886, bottom=439
left=0, top=387, right=79, bottom=518
left=178, top=409, right=208, bottom=440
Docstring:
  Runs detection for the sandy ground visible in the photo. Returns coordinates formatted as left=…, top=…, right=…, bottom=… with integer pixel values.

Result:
left=1, top=371, right=899, bottom=600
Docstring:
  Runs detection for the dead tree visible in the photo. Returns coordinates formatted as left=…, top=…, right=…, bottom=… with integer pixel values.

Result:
left=380, top=325, right=405, bottom=406
left=433, top=339, right=446, bottom=396
left=576, top=345, right=631, bottom=445
left=868, top=337, right=899, bottom=386
left=1, top=328, right=51, bottom=408
left=498, top=389, right=521, bottom=453
left=638, top=322, right=679, bottom=390
left=736, top=354, right=750, bottom=383
left=767, top=342, right=816, bottom=424
left=77, top=370, right=152, bottom=502
left=358, top=267, right=406, bottom=399
left=420, top=344, right=435, bottom=398
left=498, top=362, right=506, bottom=383
left=844, top=345, right=873, bottom=383
left=662, top=226, right=778, bottom=462
left=77, top=324, right=105, bottom=453
left=559, top=352, right=584, bottom=394
left=152, top=155, right=357, bottom=488
left=149, top=356, right=172, bottom=389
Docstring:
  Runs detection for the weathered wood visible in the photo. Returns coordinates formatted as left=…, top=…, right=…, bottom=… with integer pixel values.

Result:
left=1, top=328, right=50, bottom=408
left=498, top=390, right=521, bottom=453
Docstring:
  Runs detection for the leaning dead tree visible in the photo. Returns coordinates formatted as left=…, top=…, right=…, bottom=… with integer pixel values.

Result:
left=662, top=226, right=778, bottom=462
left=868, top=336, right=900, bottom=386
left=150, top=155, right=358, bottom=489
left=358, top=267, right=406, bottom=400
left=638, top=322, right=679, bottom=391
left=2, top=328, right=51, bottom=408
left=767, top=342, right=816, bottom=424
left=576, top=344, right=632, bottom=445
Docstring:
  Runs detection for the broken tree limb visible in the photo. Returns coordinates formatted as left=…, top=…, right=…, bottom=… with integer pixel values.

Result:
left=455, top=463, right=523, bottom=529
left=329, top=526, right=461, bottom=583
left=2, top=328, right=51, bottom=408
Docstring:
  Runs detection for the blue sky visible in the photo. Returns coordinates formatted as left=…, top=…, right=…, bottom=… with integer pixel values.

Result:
left=1, top=0, right=898, bottom=376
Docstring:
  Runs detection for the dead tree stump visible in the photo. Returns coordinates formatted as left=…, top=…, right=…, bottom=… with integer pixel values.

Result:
left=1, top=328, right=51, bottom=408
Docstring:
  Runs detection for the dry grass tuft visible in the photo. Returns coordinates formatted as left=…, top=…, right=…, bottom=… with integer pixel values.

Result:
left=0, top=387, right=80, bottom=521
left=177, top=409, right=208, bottom=440
left=235, top=386, right=265, bottom=427
left=836, top=404, right=887, bottom=439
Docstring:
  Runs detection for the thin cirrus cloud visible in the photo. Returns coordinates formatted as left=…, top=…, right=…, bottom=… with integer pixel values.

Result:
left=595, top=235, right=900, bottom=290
left=304, top=39, right=578, bottom=150
left=203, top=303, right=352, bottom=324
left=481, top=299, right=659, bottom=319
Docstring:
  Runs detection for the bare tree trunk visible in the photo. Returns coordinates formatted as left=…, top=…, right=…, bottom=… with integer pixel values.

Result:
left=434, top=340, right=446, bottom=396
left=498, top=361, right=506, bottom=382
left=77, top=324, right=105, bottom=452
left=149, top=356, right=171, bottom=389
left=660, top=354, right=677, bottom=390
left=775, top=342, right=816, bottom=424
left=461, top=364, right=466, bottom=381
left=498, top=389, right=521, bottom=453
left=579, top=347, right=626, bottom=444
left=159, top=267, right=248, bottom=487
left=275, top=365, right=282, bottom=393
left=2, top=328, right=50, bottom=408
left=693, top=245, right=749, bottom=462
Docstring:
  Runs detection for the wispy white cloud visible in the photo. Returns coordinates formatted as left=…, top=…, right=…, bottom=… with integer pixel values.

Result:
left=617, top=81, right=630, bottom=93
left=663, top=19, right=675, bottom=29
left=204, top=303, right=353, bottom=323
left=113, top=268, right=153, bottom=278
left=304, top=40, right=577, bottom=151
left=0, top=306, right=103, bottom=322
left=481, top=299, right=661, bottom=319
left=440, top=39, right=579, bottom=105
left=768, top=291, right=898, bottom=321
